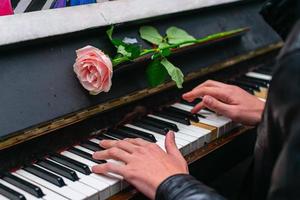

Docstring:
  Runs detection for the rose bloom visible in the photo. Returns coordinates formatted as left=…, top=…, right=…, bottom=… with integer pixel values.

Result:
left=74, top=45, right=113, bottom=95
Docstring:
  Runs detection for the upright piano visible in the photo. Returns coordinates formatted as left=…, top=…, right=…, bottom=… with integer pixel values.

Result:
left=0, top=0, right=282, bottom=199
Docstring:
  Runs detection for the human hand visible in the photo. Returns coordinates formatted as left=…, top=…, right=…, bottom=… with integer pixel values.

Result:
left=92, top=132, right=188, bottom=200
left=182, top=80, right=265, bottom=126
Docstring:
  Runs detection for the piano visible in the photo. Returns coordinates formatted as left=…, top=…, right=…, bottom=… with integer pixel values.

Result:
left=0, top=0, right=282, bottom=199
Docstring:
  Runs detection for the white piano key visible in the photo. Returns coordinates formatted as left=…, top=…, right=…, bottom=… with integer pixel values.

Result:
left=172, top=103, right=225, bottom=136
left=0, top=179, right=40, bottom=200
left=14, top=0, right=32, bottom=13
left=12, top=173, right=68, bottom=200
left=0, top=194, right=9, bottom=200
left=246, top=72, right=272, bottom=81
left=42, top=0, right=55, bottom=10
left=125, top=124, right=187, bottom=147
left=33, top=164, right=98, bottom=200
left=15, top=169, right=86, bottom=200
left=148, top=114, right=208, bottom=143
left=125, top=124, right=194, bottom=155
left=47, top=158, right=111, bottom=199
left=60, top=151, right=122, bottom=194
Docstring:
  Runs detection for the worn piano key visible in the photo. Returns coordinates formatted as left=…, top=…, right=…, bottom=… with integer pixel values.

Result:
left=156, top=110, right=191, bottom=125
left=37, top=159, right=79, bottom=181
left=0, top=172, right=44, bottom=198
left=47, top=158, right=111, bottom=200
left=69, top=147, right=106, bottom=164
left=142, top=116, right=179, bottom=132
left=163, top=107, right=199, bottom=122
left=81, top=140, right=104, bottom=152
left=0, top=194, right=9, bottom=200
left=34, top=164, right=98, bottom=200
left=132, top=121, right=168, bottom=135
left=118, top=126, right=157, bottom=143
left=172, top=103, right=221, bottom=139
left=15, top=169, right=87, bottom=200
left=0, top=181, right=26, bottom=200
left=50, top=153, right=91, bottom=175
left=23, top=165, right=66, bottom=187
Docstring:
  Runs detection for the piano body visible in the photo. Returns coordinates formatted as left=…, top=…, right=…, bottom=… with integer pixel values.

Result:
left=0, top=0, right=282, bottom=199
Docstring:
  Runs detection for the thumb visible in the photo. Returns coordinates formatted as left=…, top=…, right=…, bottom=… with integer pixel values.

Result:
left=203, top=95, right=232, bottom=117
left=165, top=131, right=182, bottom=158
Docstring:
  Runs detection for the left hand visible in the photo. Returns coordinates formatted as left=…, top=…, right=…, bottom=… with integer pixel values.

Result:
left=92, top=132, right=189, bottom=200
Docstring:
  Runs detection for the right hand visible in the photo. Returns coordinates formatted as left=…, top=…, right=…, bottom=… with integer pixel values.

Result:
left=182, top=80, right=265, bottom=126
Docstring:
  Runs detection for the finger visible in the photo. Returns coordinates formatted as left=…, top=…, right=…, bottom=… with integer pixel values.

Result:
left=182, top=80, right=227, bottom=101
left=191, top=101, right=205, bottom=114
left=165, top=132, right=182, bottom=158
left=202, top=95, right=233, bottom=117
left=196, top=80, right=228, bottom=89
left=100, top=140, right=138, bottom=153
left=93, top=148, right=132, bottom=163
left=92, top=162, right=125, bottom=176
left=183, top=86, right=231, bottom=103
left=124, top=138, right=150, bottom=146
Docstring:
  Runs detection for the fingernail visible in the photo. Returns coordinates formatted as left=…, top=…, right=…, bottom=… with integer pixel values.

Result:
left=168, top=131, right=175, bottom=139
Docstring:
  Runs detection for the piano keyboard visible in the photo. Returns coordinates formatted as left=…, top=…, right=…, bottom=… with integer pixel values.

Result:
left=0, top=66, right=272, bottom=200
left=11, top=0, right=108, bottom=13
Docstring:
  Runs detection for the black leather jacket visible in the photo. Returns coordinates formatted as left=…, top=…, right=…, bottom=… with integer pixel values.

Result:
left=155, top=9, right=300, bottom=200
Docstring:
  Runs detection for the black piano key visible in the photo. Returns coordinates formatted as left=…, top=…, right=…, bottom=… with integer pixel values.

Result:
left=81, top=141, right=104, bottom=152
left=143, top=116, right=179, bottom=132
left=164, top=107, right=199, bottom=122
left=237, top=77, right=269, bottom=88
left=11, top=0, right=21, bottom=8
left=253, top=68, right=272, bottom=75
left=156, top=110, right=191, bottom=125
left=68, top=147, right=107, bottom=164
left=37, top=159, right=79, bottom=181
left=118, top=126, right=157, bottom=143
left=23, top=165, right=65, bottom=187
left=180, top=99, right=202, bottom=107
left=104, top=131, right=126, bottom=140
left=25, top=0, right=48, bottom=12
left=0, top=172, right=44, bottom=198
left=95, top=134, right=117, bottom=141
left=50, top=153, right=91, bottom=175
left=242, top=75, right=270, bottom=84
left=132, top=121, right=168, bottom=135
left=139, top=118, right=171, bottom=132
left=0, top=182, right=26, bottom=200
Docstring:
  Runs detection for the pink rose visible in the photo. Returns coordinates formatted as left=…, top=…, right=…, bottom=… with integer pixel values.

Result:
left=74, top=45, right=113, bottom=95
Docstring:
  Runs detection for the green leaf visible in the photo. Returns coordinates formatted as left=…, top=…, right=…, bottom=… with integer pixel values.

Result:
left=160, top=48, right=171, bottom=57
left=106, top=26, right=114, bottom=41
left=160, top=58, right=184, bottom=88
left=140, top=26, right=164, bottom=45
left=146, top=60, right=168, bottom=87
left=166, top=26, right=195, bottom=44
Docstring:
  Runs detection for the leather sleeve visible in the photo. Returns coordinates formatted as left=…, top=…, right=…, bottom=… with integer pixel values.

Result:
left=265, top=51, right=300, bottom=200
left=155, top=174, right=226, bottom=200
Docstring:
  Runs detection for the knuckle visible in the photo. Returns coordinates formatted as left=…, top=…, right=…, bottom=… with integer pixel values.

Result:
left=108, top=148, right=119, bottom=156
